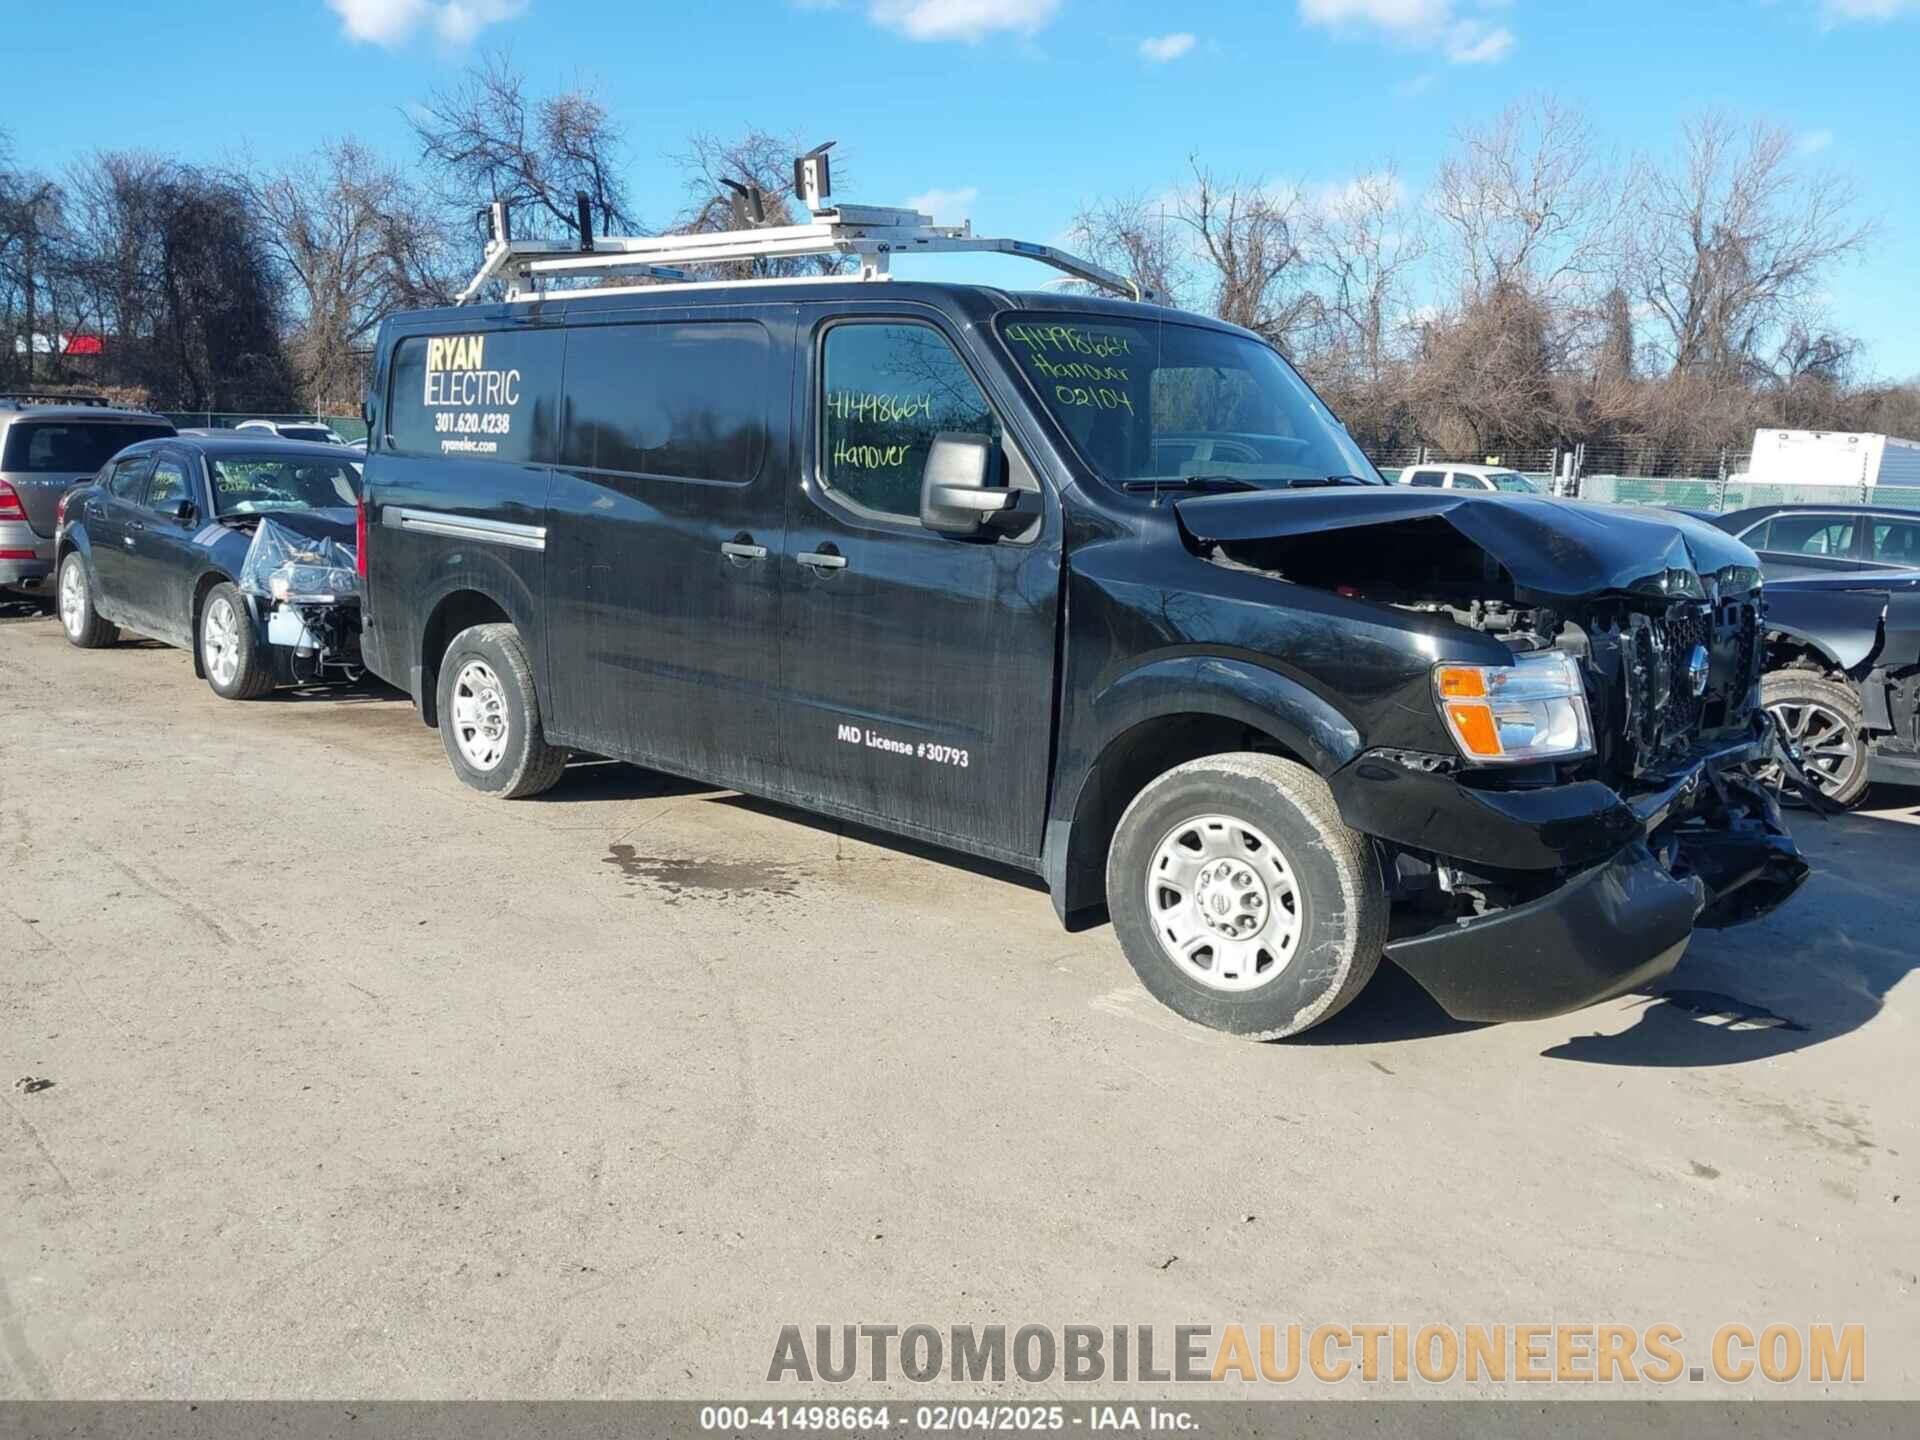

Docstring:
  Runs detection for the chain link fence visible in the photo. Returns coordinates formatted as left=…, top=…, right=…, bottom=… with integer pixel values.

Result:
left=1363, top=439, right=1920, bottom=515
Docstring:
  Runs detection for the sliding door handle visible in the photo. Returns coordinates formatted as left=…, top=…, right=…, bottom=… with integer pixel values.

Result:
left=720, top=540, right=768, bottom=561
left=797, top=550, right=847, bottom=571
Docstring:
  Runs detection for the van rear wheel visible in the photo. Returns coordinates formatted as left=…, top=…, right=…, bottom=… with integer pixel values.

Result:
left=1106, top=752, right=1387, bottom=1039
left=436, top=622, right=568, bottom=798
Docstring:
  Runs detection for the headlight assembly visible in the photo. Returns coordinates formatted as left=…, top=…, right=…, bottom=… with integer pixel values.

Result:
left=1432, top=650, right=1594, bottom=765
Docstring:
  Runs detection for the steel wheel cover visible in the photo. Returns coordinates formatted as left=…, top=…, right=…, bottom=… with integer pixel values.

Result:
left=451, top=659, right=510, bottom=772
left=1145, top=813, right=1303, bottom=993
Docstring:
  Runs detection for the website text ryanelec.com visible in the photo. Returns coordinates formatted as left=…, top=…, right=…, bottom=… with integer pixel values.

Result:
left=768, top=1322, right=1866, bottom=1386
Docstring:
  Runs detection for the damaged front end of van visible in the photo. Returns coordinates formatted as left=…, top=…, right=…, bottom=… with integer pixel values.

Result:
left=1174, top=490, right=1809, bottom=1023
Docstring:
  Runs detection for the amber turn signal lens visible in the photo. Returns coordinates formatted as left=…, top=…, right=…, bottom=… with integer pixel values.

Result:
left=1435, top=666, right=1487, bottom=699
left=1444, top=702, right=1502, bottom=756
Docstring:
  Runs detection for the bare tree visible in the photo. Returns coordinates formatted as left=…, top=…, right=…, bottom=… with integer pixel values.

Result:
left=1432, top=97, right=1619, bottom=303
left=408, top=51, right=637, bottom=245
left=1297, top=168, right=1426, bottom=434
left=671, top=128, right=849, bottom=279
left=246, top=139, right=452, bottom=409
left=63, top=152, right=293, bottom=409
left=1176, top=159, right=1314, bottom=347
left=0, top=134, right=65, bottom=388
left=1066, top=192, right=1186, bottom=306
left=1632, top=112, right=1872, bottom=380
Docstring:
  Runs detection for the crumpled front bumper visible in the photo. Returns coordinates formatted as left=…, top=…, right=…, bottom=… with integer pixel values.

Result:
left=1361, top=731, right=1809, bottom=1024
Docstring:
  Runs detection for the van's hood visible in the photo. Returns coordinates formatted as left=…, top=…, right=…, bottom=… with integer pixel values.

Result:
left=1174, top=489, right=1760, bottom=601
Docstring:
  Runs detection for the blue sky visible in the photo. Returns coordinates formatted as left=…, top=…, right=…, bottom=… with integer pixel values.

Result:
left=9, top=0, right=1920, bottom=378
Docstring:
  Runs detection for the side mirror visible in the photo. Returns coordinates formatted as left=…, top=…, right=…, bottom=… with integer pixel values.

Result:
left=171, top=498, right=196, bottom=525
left=920, top=431, right=1026, bottom=536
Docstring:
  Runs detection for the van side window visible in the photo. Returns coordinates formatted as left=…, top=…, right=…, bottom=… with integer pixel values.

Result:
left=1406, top=469, right=1445, bottom=488
left=387, top=329, right=562, bottom=463
left=560, top=322, right=770, bottom=483
left=820, top=322, right=999, bottom=521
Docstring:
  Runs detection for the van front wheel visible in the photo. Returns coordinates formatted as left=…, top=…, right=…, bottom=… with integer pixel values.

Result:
left=1106, top=752, right=1387, bottom=1039
left=436, top=623, right=568, bottom=798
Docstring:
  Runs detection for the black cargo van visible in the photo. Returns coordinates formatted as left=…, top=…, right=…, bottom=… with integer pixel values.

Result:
left=357, top=280, right=1806, bottom=1038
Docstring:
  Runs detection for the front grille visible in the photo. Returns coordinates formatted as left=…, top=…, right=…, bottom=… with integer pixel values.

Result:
left=1614, top=589, right=1761, bottom=777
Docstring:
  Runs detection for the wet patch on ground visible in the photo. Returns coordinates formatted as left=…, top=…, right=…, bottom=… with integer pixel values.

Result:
left=601, top=844, right=802, bottom=905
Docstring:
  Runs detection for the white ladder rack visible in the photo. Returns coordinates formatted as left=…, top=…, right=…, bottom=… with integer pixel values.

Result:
left=456, top=160, right=1147, bottom=306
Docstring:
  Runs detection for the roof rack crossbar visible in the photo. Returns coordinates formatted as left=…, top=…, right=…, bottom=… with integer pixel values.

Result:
left=456, top=204, right=1147, bottom=306
left=0, top=391, right=113, bottom=408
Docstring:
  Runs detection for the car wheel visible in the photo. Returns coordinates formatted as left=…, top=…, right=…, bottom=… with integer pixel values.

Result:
left=1762, top=668, right=1870, bottom=810
left=435, top=623, right=568, bottom=799
left=1106, top=752, right=1388, bottom=1039
left=57, top=552, right=118, bottom=649
left=199, top=583, right=274, bottom=700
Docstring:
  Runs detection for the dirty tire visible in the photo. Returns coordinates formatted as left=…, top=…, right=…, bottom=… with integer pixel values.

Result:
left=57, top=551, right=118, bottom=649
left=1762, top=668, right=1870, bottom=810
left=1106, top=752, right=1387, bottom=1039
left=436, top=622, right=567, bottom=799
left=199, top=582, right=275, bottom=700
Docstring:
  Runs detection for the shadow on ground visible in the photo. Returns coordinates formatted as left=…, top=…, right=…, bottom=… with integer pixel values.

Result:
left=377, top=749, right=1920, bottom=1066
left=1540, top=784, right=1919, bottom=1068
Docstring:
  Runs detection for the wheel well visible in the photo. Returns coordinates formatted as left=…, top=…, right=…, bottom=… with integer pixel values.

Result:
left=1765, top=635, right=1842, bottom=681
left=419, top=590, right=512, bottom=726
left=1058, top=713, right=1305, bottom=921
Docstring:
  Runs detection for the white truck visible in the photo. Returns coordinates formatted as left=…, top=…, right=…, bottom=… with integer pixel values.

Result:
left=1743, top=429, right=1920, bottom=490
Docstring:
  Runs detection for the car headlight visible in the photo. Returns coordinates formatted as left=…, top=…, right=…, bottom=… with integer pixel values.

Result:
left=1432, top=650, right=1594, bottom=764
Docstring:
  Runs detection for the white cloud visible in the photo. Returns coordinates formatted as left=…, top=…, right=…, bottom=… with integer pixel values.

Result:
left=1798, top=128, right=1836, bottom=154
left=1298, top=0, right=1517, bottom=64
left=869, top=0, right=1060, bottom=43
left=1139, top=32, right=1197, bottom=62
left=326, top=0, right=525, bottom=48
left=1821, top=0, right=1920, bottom=19
left=906, top=186, right=979, bottom=224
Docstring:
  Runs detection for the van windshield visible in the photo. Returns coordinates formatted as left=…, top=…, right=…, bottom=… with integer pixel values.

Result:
left=996, top=314, right=1382, bottom=492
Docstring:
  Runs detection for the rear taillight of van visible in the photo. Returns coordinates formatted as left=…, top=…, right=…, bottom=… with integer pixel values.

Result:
left=355, top=493, right=368, bottom=579
left=55, top=490, right=72, bottom=527
left=0, top=480, right=24, bottom=521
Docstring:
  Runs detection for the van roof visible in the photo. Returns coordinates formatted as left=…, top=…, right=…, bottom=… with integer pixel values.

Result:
left=382, top=279, right=1254, bottom=342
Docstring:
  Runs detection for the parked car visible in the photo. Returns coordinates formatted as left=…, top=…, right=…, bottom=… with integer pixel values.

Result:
left=1, top=394, right=175, bottom=600
left=1748, top=566, right=1920, bottom=807
left=234, top=418, right=349, bottom=445
left=1397, top=462, right=1540, bottom=494
left=1709, top=502, right=1920, bottom=581
left=53, top=435, right=364, bottom=698
left=353, top=275, right=1806, bottom=1040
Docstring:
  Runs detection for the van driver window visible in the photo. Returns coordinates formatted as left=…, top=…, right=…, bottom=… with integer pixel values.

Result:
left=821, top=323, right=999, bottom=520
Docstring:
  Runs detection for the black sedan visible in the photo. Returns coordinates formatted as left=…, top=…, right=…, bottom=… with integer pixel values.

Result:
left=1709, top=501, right=1920, bottom=580
left=54, top=436, right=362, bottom=699
left=1757, top=567, right=1920, bottom=807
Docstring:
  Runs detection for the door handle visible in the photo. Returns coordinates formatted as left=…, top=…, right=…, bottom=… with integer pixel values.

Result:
left=797, top=550, right=847, bottom=571
left=720, top=540, right=768, bottom=561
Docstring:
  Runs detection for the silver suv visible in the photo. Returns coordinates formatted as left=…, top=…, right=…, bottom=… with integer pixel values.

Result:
left=0, top=395, right=175, bottom=596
